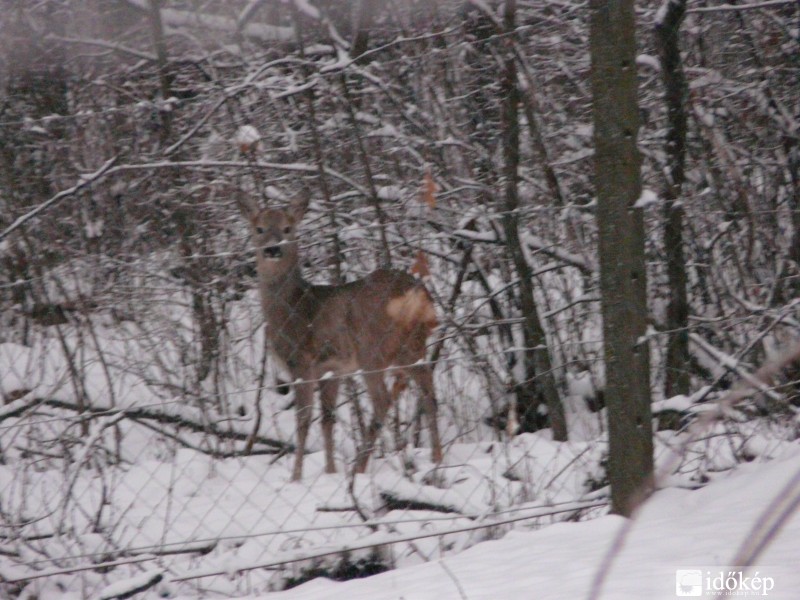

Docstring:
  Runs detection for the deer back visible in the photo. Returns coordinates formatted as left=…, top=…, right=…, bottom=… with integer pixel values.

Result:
left=315, top=269, right=436, bottom=371
left=262, top=268, right=436, bottom=378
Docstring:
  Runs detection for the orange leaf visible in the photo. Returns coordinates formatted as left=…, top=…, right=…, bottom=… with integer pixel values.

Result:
left=420, top=169, right=437, bottom=209
left=410, top=250, right=431, bottom=279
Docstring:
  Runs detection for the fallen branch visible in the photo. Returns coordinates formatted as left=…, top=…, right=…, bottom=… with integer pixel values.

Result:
left=379, top=491, right=461, bottom=515
left=98, top=569, right=163, bottom=600
left=0, top=395, right=292, bottom=453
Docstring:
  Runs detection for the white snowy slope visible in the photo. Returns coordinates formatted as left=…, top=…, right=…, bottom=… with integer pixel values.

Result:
left=246, top=451, right=800, bottom=600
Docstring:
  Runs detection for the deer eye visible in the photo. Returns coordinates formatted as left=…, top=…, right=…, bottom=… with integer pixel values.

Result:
left=283, top=226, right=291, bottom=234
left=256, top=226, right=265, bottom=234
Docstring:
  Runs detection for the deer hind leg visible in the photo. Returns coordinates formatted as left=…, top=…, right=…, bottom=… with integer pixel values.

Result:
left=319, top=377, right=339, bottom=474
left=406, top=365, right=443, bottom=464
left=355, top=371, right=393, bottom=474
left=390, top=372, right=408, bottom=452
left=291, top=380, right=315, bottom=481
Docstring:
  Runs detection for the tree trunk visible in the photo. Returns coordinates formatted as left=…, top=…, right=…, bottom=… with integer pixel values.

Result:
left=147, top=0, right=173, bottom=144
left=589, top=0, right=653, bottom=516
left=351, top=0, right=379, bottom=59
left=656, top=0, right=691, bottom=397
left=501, top=0, right=567, bottom=442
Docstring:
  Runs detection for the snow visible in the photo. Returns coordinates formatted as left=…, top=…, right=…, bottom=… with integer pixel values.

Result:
left=452, top=228, right=498, bottom=243
left=235, top=125, right=261, bottom=147
left=636, top=53, right=661, bottom=72
left=377, top=186, right=403, bottom=201
left=237, top=451, right=800, bottom=599
left=3, top=311, right=799, bottom=599
left=651, top=394, right=693, bottom=413
left=655, top=0, right=685, bottom=27
left=293, top=0, right=321, bottom=20
left=633, top=188, right=659, bottom=208
left=2, top=258, right=798, bottom=600
left=125, top=0, right=295, bottom=42
left=320, top=46, right=353, bottom=74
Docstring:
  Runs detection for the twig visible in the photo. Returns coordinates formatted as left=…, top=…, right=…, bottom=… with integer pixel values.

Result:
left=440, top=559, right=470, bottom=600
left=731, top=464, right=800, bottom=566
left=688, top=0, right=796, bottom=13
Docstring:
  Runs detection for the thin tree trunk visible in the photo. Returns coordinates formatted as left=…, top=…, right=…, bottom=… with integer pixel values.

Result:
left=500, top=0, right=567, bottom=442
left=351, top=0, right=379, bottom=59
left=147, top=0, right=172, bottom=144
left=340, top=74, right=392, bottom=268
left=590, top=0, right=653, bottom=516
left=656, top=0, right=691, bottom=397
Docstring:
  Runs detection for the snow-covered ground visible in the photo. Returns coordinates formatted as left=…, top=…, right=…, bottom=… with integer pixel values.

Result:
left=243, top=451, right=800, bottom=600
left=2, top=293, right=799, bottom=599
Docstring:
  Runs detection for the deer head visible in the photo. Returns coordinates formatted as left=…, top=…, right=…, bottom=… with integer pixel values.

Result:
left=241, top=191, right=310, bottom=279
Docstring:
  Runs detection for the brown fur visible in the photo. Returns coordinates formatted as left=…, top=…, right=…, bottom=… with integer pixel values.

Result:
left=386, top=287, right=438, bottom=331
left=244, top=193, right=443, bottom=480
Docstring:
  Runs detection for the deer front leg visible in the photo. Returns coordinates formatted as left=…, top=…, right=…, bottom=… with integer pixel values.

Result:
left=355, top=371, right=392, bottom=474
left=407, top=365, right=443, bottom=464
left=292, top=379, right=315, bottom=481
left=319, top=378, right=340, bottom=474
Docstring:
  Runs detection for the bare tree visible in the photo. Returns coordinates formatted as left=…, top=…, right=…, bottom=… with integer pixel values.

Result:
left=500, top=0, right=567, bottom=441
left=656, top=0, right=690, bottom=397
left=589, top=0, right=653, bottom=516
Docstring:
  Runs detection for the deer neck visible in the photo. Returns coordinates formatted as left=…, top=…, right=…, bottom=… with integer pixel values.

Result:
left=258, top=265, right=310, bottom=326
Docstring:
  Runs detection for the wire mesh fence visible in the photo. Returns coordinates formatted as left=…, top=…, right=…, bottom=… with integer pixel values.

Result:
left=2, top=195, right=798, bottom=599
left=0, top=296, right=607, bottom=598
left=1, top=2, right=798, bottom=597
left=0, top=146, right=618, bottom=597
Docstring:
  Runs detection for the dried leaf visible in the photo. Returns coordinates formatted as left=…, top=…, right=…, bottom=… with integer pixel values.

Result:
left=410, top=250, right=431, bottom=280
left=420, top=169, right=437, bottom=209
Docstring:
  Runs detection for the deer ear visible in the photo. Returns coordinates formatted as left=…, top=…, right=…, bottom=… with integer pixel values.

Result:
left=236, top=194, right=261, bottom=220
left=289, top=189, right=310, bottom=222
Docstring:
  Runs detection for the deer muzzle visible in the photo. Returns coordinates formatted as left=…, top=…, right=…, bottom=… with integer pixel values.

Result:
left=262, top=245, right=283, bottom=259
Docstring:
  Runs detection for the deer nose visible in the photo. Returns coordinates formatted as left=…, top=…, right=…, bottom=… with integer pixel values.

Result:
left=262, top=245, right=283, bottom=259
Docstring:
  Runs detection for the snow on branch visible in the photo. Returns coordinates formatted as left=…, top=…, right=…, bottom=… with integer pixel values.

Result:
left=0, top=156, right=118, bottom=243
left=467, top=0, right=504, bottom=30
left=451, top=225, right=595, bottom=275
left=52, top=36, right=157, bottom=61
left=687, top=0, right=796, bottom=13
left=655, top=0, right=687, bottom=27
left=97, top=569, right=164, bottom=600
left=522, top=232, right=597, bottom=275
left=690, top=333, right=793, bottom=405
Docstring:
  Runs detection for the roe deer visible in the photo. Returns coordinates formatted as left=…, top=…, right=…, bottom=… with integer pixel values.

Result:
left=242, top=191, right=443, bottom=481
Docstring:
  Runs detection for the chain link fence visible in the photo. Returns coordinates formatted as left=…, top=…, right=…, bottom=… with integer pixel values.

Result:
left=2, top=210, right=796, bottom=599
left=1, top=2, right=798, bottom=597
left=0, top=278, right=604, bottom=598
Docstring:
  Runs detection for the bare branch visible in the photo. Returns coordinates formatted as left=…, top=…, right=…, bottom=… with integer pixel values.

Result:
left=0, top=156, right=118, bottom=243
left=0, top=395, right=292, bottom=453
left=688, top=0, right=796, bottom=13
